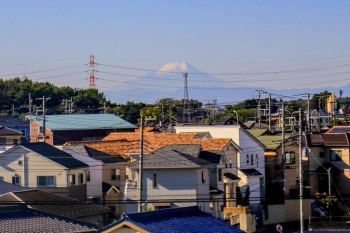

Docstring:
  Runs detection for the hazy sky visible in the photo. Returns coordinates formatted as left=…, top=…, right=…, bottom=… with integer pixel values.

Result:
left=1, top=1, right=350, bottom=102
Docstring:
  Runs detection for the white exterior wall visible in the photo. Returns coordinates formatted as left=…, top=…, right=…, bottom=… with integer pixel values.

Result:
left=0, top=147, right=87, bottom=189
left=175, top=125, right=266, bottom=203
left=63, top=148, right=102, bottom=198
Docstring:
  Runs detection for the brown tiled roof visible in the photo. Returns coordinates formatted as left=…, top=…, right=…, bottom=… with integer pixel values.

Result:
left=103, top=132, right=233, bottom=152
left=322, top=133, right=349, bottom=146
left=304, top=133, right=324, bottom=147
left=2, top=190, right=110, bottom=218
left=0, top=126, right=22, bottom=135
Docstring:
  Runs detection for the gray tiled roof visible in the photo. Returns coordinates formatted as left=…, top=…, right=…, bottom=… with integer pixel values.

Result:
left=199, top=150, right=223, bottom=164
left=21, top=143, right=88, bottom=169
left=0, top=205, right=97, bottom=233
left=0, top=181, right=29, bottom=196
left=129, top=144, right=213, bottom=169
left=26, top=114, right=136, bottom=131
left=0, top=126, right=22, bottom=135
left=0, top=190, right=110, bottom=218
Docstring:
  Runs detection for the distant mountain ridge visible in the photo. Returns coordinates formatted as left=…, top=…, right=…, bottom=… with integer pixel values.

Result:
left=105, top=61, right=350, bottom=104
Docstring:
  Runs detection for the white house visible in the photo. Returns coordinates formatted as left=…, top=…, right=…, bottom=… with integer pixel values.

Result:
left=124, top=144, right=214, bottom=213
left=175, top=125, right=266, bottom=214
left=0, top=142, right=89, bottom=201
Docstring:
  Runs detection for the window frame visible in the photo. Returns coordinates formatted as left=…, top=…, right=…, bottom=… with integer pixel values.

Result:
left=218, top=168, right=222, bottom=182
left=246, top=154, right=249, bottom=164
left=78, top=173, right=84, bottom=184
left=201, top=170, right=206, bottom=183
left=37, top=176, right=56, bottom=187
left=12, top=176, right=20, bottom=185
left=111, top=168, right=121, bottom=181
left=70, top=174, right=76, bottom=185
left=251, top=154, right=254, bottom=166
left=153, top=173, right=158, bottom=188
left=285, top=152, right=296, bottom=164
left=86, top=170, right=91, bottom=182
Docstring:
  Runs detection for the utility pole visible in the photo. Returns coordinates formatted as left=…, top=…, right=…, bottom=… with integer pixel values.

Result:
left=12, top=104, right=15, bottom=116
left=281, top=102, right=285, bottom=164
left=28, top=93, right=32, bottom=114
left=138, top=115, right=145, bottom=213
left=328, top=168, right=331, bottom=195
left=256, top=90, right=266, bottom=129
left=37, top=96, right=51, bottom=143
left=183, top=73, right=190, bottom=123
left=299, top=108, right=304, bottom=233
left=62, top=99, right=68, bottom=115
left=268, top=94, right=272, bottom=131
left=307, top=93, right=310, bottom=132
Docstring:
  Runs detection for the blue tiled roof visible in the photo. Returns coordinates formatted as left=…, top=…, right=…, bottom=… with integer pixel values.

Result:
left=22, top=143, right=88, bottom=169
left=0, top=205, right=97, bottom=233
left=105, top=206, right=245, bottom=233
left=26, top=114, right=136, bottom=131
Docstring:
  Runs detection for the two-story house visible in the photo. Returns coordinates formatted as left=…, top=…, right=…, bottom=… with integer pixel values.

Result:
left=26, top=114, right=136, bottom=145
left=175, top=125, right=266, bottom=217
left=0, top=142, right=89, bottom=201
left=125, top=144, right=214, bottom=213
left=0, top=127, right=22, bottom=153
left=0, top=115, right=30, bottom=139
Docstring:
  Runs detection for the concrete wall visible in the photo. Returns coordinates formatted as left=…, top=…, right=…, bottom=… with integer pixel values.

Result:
left=263, top=199, right=312, bottom=225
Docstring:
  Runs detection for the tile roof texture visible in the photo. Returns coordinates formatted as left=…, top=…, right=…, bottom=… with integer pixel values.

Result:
left=20, top=143, right=88, bottom=169
left=0, top=116, right=29, bottom=128
left=64, top=144, right=127, bottom=163
left=26, top=114, right=136, bottom=131
left=0, top=126, right=22, bottom=135
left=105, top=206, right=245, bottom=233
left=103, top=132, right=234, bottom=152
left=0, top=205, right=97, bottom=233
left=0, top=190, right=110, bottom=218
left=199, top=150, right=223, bottom=164
left=0, top=181, right=29, bottom=195
left=128, top=144, right=213, bottom=169
left=326, top=126, right=350, bottom=134
left=322, top=133, right=349, bottom=146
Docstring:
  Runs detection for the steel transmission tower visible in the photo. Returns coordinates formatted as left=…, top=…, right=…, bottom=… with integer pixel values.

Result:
left=89, top=55, right=96, bottom=87
left=183, top=73, right=190, bottom=123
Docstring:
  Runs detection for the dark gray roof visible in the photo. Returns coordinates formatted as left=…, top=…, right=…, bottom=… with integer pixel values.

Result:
left=0, top=205, right=97, bottom=233
left=0, top=190, right=110, bottom=218
left=240, top=168, right=263, bottom=176
left=0, top=181, right=29, bottom=195
left=64, top=145, right=126, bottom=164
left=155, top=144, right=202, bottom=157
left=129, top=144, right=213, bottom=169
left=224, top=173, right=240, bottom=181
left=0, top=116, right=29, bottom=128
left=0, top=126, right=22, bottom=135
left=199, top=150, right=223, bottom=164
left=21, top=143, right=88, bottom=169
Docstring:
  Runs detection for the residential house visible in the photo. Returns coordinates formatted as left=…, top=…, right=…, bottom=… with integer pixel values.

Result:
left=0, top=142, right=89, bottom=201
left=102, top=206, right=245, bottom=233
left=0, top=127, right=22, bottom=153
left=0, top=115, right=30, bottom=138
left=26, top=114, right=136, bottom=145
left=0, top=205, right=98, bottom=233
left=63, top=143, right=129, bottom=218
left=125, top=144, right=214, bottom=213
left=175, top=125, right=266, bottom=217
left=0, top=189, right=111, bottom=224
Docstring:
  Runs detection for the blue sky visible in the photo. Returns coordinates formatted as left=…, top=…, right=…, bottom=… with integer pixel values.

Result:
left=1, top=1, right=350, bottom=102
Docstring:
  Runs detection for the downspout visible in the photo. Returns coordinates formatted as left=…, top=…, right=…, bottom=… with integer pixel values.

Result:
left=22, top=154, right=26, bottom=187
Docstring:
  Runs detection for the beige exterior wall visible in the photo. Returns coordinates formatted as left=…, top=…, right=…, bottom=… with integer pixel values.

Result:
left=102, top=163, right=127, bottom=189
left=0, top=135, right=21, bottom=145
left=263, top=199, right=312, bottom=225
left=0, top=146, right=87, bottom=191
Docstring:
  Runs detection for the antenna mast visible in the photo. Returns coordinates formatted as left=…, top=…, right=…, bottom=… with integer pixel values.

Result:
left=89, top=55, right=96, bottom=87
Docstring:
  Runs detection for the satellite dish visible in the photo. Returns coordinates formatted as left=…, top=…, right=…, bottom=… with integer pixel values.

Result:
left=276, top=224, right=283, bottom=232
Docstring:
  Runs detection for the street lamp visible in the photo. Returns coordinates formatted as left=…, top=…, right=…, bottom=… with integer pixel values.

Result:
left=232, top=111, right=238, bottom=125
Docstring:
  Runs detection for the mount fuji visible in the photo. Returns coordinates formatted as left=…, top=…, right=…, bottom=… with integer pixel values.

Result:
left=104, top=61, right=350, bottom=105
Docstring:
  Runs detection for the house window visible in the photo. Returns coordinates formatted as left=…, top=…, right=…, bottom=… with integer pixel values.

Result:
left=218, top=168, right=222, bottom=182
left=78, top=173, right=84, bottom=184
left=37, top=176, right=55, bottom=187
left=153, top=174, right=158, bottom=188
left=20, top=130, right=27, bottom=136
left=251, top=154, right=254, bottom=166
left=111, top=169, right=120, bottom=180
left=13, top=139, right=18, bottom=145
left=319, top=152, right=325, bottom=158
left=246, top=154, right=249, bottom=164
left=86, top=170, right=91, bottom=182
left=256, top=154, right=258, bottom=167
left=38, top=137, right=44, bottom=142
left=202, top=170, right=206, bottom=183
left=285, top=152, right=296, bottom=164
left=12, top=176, right=20, bottom=185
left=0, top=138, right=6, bottom=145
left=70, top=174, right=76, bottom=185
left=18, top=160, right=23, bottom=166
left=330, top=150, right=342, bottom=161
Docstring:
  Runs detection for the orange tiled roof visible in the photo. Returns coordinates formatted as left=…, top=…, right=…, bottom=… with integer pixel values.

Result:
left=65, top=140, right=137, bottom=158
left=103, top=132, right=233, bottom=152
